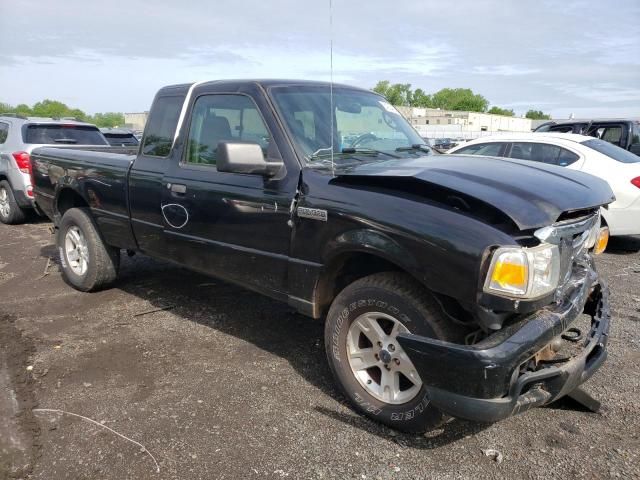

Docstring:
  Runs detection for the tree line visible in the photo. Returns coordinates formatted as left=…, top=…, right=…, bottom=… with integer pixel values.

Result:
left=0, top=99, right=125, bottom=128
left=372, top=81, right=551, bottom=120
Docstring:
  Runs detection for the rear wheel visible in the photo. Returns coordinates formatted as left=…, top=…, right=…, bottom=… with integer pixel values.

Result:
left=325, top=272, right=464, bottom=433
left=57, top=207, right=120, bottom=291
left=0, top=180, right=28, bottom=225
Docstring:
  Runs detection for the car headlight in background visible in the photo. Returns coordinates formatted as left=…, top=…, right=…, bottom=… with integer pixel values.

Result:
left=584, top=216, right=609, bottom=254
left=484, top=244, right=560, bottom=298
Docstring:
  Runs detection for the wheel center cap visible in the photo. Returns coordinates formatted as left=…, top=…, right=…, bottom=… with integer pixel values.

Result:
left=379, top=349, right=392, bottom=364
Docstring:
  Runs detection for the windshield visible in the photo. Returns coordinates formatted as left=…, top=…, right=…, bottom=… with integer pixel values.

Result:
left=583, top=138, right=639, bottom=163
left=24, top=124, right=108, bottom=145
left=270, top=86, right=430, bottom=163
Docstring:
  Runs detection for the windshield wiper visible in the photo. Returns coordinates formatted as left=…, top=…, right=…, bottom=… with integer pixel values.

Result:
left=53, top=138, right=78, bottom=144
left=309, top=147, right=402, bottom=162
left=341, top=147, right=400, bottom=158
left=396, top=144, right=432, bottom=153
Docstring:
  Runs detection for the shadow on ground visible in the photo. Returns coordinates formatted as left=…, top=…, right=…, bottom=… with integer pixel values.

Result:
left=43, top=243, right=608, bottom=449
left=607, top=235, right=640, bottom=254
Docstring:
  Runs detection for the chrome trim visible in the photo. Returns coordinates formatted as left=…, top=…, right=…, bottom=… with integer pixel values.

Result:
left=534, top=212, right=600, bottom=245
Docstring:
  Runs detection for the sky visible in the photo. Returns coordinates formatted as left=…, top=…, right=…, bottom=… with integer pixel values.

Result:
left=0, top=0, right=638, bottom=119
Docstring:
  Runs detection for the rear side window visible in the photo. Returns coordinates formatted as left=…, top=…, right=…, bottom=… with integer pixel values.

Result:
left=24, top=125, right=107, bottom=145
left=509, top=142, right=579, bottom=166
left=454, top=142, right=503, bottom=156
left=185, top=94, right=271, bottom=167
left=583, top=138, right=640, bottom=163
left=141, top=95, right=184, bottom=157
left=632, top=122, right=640, bottom=144
left=0, top=122, right=8, bottom=144
left=549, top=125, right=575, bottom=133
left=104, top=133, right=139, bottom=146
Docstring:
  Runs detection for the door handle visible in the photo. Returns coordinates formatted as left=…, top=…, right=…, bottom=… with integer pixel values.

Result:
left=169, top=183, right=187, bottom=195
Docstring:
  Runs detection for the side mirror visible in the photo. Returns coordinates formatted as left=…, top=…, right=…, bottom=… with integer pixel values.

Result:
left=216, top=142, right=283, bottom=176
left=629, top=143, right=640, bottom=156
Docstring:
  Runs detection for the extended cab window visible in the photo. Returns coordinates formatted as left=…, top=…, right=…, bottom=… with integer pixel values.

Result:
left=0, top=122, right=8, bottom=144
left=185, top=94, right=270, bottom=167
left=141, top=95, right=184, bottom=157
left=455, top=142, right=503, bottom=156
left=509, top=142, right=579, bottom=166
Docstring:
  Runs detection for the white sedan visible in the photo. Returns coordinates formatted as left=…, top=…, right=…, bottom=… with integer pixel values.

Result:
left=448, top=133, right=640, bottom=236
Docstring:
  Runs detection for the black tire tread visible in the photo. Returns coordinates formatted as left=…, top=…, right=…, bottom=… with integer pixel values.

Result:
left=58, top=207, right=119, bottom=291
left=0, top=180, right=28, bottom=225
left=325, top=271, right=468, bottom=433
left=337, top=271, right=466, bottom=343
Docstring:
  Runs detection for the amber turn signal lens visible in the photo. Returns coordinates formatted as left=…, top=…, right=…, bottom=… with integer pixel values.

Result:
left=492, top=261, right=527, bottom=289
left=593, top=227, right=609, bottom=255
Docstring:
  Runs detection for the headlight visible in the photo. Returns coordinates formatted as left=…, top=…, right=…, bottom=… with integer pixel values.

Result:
left=484, top=244, right=560, bottom=298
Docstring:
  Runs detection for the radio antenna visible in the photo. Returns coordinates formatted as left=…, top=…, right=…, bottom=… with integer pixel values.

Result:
left=329, top=0, right=335, bottom=174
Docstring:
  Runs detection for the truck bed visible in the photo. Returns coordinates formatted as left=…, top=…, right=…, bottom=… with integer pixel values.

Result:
left=31, top=147, right=137, bottom=248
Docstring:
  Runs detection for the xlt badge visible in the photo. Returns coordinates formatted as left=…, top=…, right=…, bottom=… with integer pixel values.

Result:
left=297, top=207, right=328, bottom=222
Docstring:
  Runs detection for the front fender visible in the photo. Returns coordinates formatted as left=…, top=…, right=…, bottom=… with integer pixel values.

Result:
left=322, top=228, right=422, bottom=277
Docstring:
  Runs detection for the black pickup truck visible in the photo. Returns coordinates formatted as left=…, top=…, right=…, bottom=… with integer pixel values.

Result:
left=32, top=80, right=615, bottom=433
left=535, top=119, right=640, bottom=155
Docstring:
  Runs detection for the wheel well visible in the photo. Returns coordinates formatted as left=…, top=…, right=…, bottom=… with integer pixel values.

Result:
left=315, top=252, right=404, bottom=318
left=57, top=188, right=88, bottom=217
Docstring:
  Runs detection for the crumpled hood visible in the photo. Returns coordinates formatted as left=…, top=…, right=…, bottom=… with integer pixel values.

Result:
left=332, top=155, right=615, bottom=230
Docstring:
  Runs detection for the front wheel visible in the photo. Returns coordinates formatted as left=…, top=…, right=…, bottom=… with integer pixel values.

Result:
left=57, top=207, right=120, bottom=291
left=325, top=272, right=463, bottom=433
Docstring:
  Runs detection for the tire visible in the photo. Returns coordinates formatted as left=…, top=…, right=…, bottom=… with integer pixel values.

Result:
left=325, top=272, right=464, bottom=433
left=56, top=207, right=120, bottom=291
left=0, top=180, right=28, bottom=225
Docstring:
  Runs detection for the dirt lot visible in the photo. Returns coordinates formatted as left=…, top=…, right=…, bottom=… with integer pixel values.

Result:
left=1, top=221, right=639, bottom=480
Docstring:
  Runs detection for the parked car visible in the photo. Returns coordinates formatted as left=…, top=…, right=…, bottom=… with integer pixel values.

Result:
left=432, top=138, right=457, bottom=151
left=448, top=133, right=640, bottom=236
left=534, top=119, right=640, bottom=156
left=32, top=80, right=613, bottom=433
left=0, top=114, right=110, bottom=224
left=100, top=128, right=140, bottom=147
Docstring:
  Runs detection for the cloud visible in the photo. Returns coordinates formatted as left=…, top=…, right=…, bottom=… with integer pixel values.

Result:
left=0, top=0, right=638, bottom=118
left=471, top=65, right=540, bottom=76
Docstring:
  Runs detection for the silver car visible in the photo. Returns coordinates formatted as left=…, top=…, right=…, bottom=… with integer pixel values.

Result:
left=0, top=114, right=109, bottom=224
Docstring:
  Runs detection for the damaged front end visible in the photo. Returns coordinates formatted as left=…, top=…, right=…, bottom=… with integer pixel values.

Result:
left=396, top=212, right=611, bottom=423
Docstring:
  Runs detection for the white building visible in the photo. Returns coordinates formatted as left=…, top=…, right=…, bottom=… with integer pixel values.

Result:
left=124, top=112, right=149, bottom=132
left=396, top=106, right=534, bottom=139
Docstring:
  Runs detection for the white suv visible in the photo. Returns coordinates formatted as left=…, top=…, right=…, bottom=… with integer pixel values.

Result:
left=0, top=114, right=109, bottom=224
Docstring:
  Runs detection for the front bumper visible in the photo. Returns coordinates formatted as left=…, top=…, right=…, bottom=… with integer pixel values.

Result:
left=397, top=264, right=610, bottom=423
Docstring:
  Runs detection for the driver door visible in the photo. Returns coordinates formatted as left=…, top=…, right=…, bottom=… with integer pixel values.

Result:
left=160, top=89, right=298, bottom=296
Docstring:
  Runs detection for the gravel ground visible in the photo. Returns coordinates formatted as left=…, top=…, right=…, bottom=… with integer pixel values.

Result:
left=1, top=221, right=639, bottom=480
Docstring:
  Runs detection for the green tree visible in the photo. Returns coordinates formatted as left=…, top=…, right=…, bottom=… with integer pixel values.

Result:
left=411, top=88, right=433, bottom=108
left=31, top=99, right=74, bottom=118
left=487, top=106, right=515, bottom=116
left=431, top=88, right=489, bottom=112
left=525, top=109, right=551, bottom=120
left=14, top=104, right=32, bottom=116
left=372, top=80, right=413, bottom=106
left=0, top=98, right=125, bottom=126
left=90, top=112, right=124, bottom=128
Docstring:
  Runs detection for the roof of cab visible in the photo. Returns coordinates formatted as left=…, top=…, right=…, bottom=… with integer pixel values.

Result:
left=157, top=79, right=373, bottom=94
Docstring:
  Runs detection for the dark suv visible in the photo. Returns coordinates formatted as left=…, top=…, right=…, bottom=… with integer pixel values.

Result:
left=535, top=119, right=640, bottom=155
